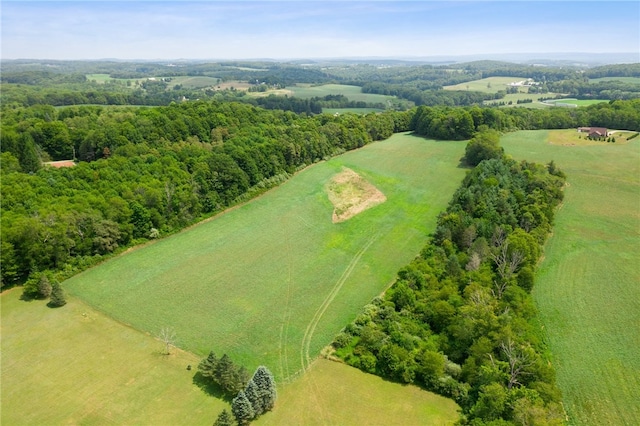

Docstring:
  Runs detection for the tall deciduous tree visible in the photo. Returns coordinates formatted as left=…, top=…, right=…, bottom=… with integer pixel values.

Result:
left=464, top=129, right=503, bottom=166
left=158, top=327, right=176, bottom=355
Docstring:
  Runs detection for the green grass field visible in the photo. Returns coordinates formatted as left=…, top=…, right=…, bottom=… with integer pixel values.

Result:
left=64, top=133, right=467, bottom=384
left=289, top=83, right=400, bottom=104
left=259, top=359, right=460, bottom=425
left=1, top=288, right=220, bottom=425
left=501, top=130, right=640, bottom=425
left=322, top=107, right=384, bottom=114
left=543, top=98, right=609, bottom=107
left=483, top=92, right=563, bottom=108
left=444, top=76, right=528, bottom=93
left=1, top=287, right=460, bottom=425
left=86, top=73, right=114, bottom=83
left=589, top=76, right=640, bottom=85
left=170, top=76, right=221, bottom=89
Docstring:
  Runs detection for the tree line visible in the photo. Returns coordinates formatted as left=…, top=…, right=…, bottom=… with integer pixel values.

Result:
left=333, top=132, right=567, bottom=424
left=409, top=99, right=640, bottom=140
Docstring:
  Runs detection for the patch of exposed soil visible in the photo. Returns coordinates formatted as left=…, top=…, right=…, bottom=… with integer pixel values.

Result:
left=326, top=168, right=386, bottom=223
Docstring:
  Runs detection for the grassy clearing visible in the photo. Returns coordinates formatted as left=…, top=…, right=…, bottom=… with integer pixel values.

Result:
left=547, top=128, right=635, bottom=146
left=64, top=133, right=466, bottom=384
left=543, top=98, right=609, bottom=107
left=444, top=76, right=528, bottom=93
left=484, top=92, right=562, bottom=108
left=258, top=359, right=460, bottom=425
left=1, top=288, right=221, bottom=425
left=589, top=76, right=640, bottom=84
left=1, top=286, right=459, bottom=425
left=86, top=73, right=113, bottom=83
left=290, top=83, right=397, bottom=104
left=501, top=130, right=640, bottom=425
left=322, top=107, right=384, bottom=114
left=170, top=76, right=221, bottom=89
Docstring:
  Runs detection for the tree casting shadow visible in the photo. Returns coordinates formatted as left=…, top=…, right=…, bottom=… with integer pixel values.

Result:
left=192, top=371, right=232, bottom=402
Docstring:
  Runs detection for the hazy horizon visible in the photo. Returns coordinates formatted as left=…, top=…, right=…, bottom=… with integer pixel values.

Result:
left=2, top=1, right=639, bottom=61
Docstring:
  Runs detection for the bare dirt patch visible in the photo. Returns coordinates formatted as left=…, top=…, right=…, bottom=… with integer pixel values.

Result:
left=326, top=168, right=386, bottom=223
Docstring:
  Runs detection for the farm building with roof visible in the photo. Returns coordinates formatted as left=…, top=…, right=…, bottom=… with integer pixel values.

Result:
left=577, top=127, right=610, bottom=138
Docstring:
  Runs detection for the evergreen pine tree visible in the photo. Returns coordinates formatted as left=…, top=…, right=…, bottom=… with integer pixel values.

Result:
left=231, top=366, right=250, bottom=395
left=213, top=408, right=234, bottom=426
left=198, top=351, right=218, bottom=380
left=47, top=281, right=66, bottom=307
left=37, top=275, right=52, bottom=299
left=251, top=366, right=277, bottom=412
left=215, top=354, right=234, bottom=393
left=231, top=390, right=255, bottom=425
left=244, top=379, right=263, bottom=416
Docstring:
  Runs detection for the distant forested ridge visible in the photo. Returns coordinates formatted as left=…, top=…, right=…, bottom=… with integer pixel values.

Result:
left=333, top=146, right=567, bottom=424
left=2, top=60, right=639, bottom=109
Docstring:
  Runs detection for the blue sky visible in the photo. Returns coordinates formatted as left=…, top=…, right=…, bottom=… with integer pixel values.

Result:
left=2, top=1, right=639, bottom=60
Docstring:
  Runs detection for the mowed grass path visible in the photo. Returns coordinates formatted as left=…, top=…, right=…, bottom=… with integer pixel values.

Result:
left=65, top=133, right=467, bottom=384
left=258, top=359, right=459, bottom=425
left=501, top=130, right=640, bottom=425
left=1, top=289, right=219, bottom=425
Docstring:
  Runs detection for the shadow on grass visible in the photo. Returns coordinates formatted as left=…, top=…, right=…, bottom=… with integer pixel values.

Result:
left=192, top=371, right=233, bottom=402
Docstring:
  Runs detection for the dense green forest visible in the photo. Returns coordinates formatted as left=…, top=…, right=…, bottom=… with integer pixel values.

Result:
left=2, top=92, right=639, bottom=289
left=0, top=101, right=410, bottom=289
left=333, top=135, right=567, bottom=424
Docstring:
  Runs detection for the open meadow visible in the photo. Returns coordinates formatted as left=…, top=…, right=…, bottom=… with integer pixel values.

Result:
left=542, top=98, right=608, bottom=107
left=63, top=133, right=467, bottom=384
left=1, top=288, right=220, bottom=425
left=259, top=359, right=460, bottom=425
left=588, top=76, right=640, bottom=85
left=1, top=288, right=460, bottom=425
left=501, top=130, right=640, bottom=425
left=290, top=83, right=401, bottom=104
left=443, top=76, right=527, bottom=93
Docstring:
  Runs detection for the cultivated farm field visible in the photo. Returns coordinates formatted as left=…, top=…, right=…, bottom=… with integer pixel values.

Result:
left=501, top=130, right=640, bottom=425
left=443, top=76, right=527, bottom=93
left=63, top=133, right=467, bottom=384
left=290, top=83, right=401, bottom=104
